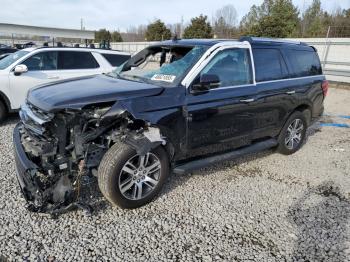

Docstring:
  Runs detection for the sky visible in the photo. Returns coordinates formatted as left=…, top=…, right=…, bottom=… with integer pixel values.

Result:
left=0, top=0, right=349, bottom=32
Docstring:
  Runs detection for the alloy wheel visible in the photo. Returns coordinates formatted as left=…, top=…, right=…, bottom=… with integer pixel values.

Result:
left=119, top=152, right=161, bottom=200
left=285, top=118, right=304, bottom=150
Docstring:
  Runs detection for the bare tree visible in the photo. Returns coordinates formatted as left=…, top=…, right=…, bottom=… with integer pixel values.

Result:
left=213, top=4, right=238, bottom=38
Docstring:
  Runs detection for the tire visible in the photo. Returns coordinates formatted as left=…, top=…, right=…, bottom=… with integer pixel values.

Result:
left=98, top=141, right=170, bottom=209
left=277, top=111, right=307, bottom=155
left=0, top=100, right=7, bottom=123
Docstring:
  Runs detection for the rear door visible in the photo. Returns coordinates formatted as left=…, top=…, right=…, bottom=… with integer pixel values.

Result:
left=251, top=47, right=295, bottom=139
left=54, top=51, right=102, bottom=80
left=185, top=47, right=257, bottom=157
left=281, top=48, right=324, bottom=118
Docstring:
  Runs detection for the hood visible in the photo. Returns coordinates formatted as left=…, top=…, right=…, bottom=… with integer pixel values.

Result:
left=27, top=75, right=164, bottom=112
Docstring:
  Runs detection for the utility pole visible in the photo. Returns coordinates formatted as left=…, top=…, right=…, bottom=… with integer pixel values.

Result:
left=180, top=16, right=184, bottom=38
left=301, top=0, right=306, bottom=37
left=80, top=18, right=84, bottom=30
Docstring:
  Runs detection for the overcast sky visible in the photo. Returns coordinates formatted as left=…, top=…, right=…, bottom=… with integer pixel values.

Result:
left=0, top=0, right=349, bottom=32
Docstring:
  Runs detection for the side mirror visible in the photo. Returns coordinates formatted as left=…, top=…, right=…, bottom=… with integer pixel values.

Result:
left=14, top=64, right=28, bottom=76
left=191, top=74, right=220, bottom=93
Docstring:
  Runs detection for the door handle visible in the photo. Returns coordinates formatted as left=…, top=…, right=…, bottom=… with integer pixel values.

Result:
left=286, top=90, right=296, bottom=95
left=47, top=76, right=59, bottom=79
left=240, top=98, right=255, bottom=103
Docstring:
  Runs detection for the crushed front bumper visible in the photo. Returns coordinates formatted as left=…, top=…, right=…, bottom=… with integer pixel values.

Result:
left=13, top=124, right=45, bottom=211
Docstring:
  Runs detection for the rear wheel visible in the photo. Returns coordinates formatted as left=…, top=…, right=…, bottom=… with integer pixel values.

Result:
left=277, top=111, right=307, bottom=155
left=0, top=100, right=7, bottom=123
left=98, top=142, right=169, bottom=208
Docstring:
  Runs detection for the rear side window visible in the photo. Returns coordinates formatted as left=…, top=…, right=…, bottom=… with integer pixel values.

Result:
left=58, top=51, right=99, bottom=70
left=102, top=54, right=130, bottom=67
left=253, top=48, right=288, bottom=82
left=286, top=49, right=322, bottom=77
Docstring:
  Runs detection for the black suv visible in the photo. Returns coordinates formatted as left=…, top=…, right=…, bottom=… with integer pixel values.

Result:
left=13, top=37, right=328, bottom=213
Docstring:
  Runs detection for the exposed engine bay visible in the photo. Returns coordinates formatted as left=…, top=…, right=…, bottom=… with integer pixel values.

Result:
left=17, top=101, right=165, bottom=215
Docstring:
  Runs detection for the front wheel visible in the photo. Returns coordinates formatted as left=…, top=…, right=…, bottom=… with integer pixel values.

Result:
left=0, top=100, right=7, bottom=123
left=98, top=142, right=169, bottom=209
left=277, top=111, right=307, bottom=155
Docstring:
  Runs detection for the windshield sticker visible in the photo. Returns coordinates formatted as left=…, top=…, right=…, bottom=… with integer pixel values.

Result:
left=151, top=74, right=176, bottom=83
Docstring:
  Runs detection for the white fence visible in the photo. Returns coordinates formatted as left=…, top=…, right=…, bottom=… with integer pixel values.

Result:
left=110, top=38, right=350, bottom=83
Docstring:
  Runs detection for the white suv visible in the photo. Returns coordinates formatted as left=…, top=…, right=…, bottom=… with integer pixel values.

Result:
left=0, top=47, right=130, bottom=121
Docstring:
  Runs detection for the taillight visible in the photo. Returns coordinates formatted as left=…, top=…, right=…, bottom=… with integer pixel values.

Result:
left=322, top=80, right=329, bottom=97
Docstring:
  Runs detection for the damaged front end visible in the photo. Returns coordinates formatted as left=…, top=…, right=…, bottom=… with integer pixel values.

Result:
left=14, top=101, right=164, bottom=214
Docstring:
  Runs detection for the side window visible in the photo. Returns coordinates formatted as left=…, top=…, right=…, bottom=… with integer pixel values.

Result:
left=101, top=54, right=130, bottom=67
left=22, top=51, right=58, bottom=71
left=286, top=49, right=322, bottom=77
left=199, top=48, right=253, bottom=88
left=58, top=51, right=99, bottom=70
left=253, top=48, right=288, bottom=82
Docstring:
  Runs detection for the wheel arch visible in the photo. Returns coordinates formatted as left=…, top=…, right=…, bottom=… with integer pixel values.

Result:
left=0, top=91, right=11, bottom=112
left=293, top=104, right=312, bottom=125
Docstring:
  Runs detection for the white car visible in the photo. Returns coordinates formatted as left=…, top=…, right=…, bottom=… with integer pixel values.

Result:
left=0, top=47, right=130, bottom=121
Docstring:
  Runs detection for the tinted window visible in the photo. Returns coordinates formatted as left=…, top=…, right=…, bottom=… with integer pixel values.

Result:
left=286, top=49, right=322, bottom=77
left=200, top=48, right=253, bottom=88
left=58, top=51, right=99, bottom=70
left=102, top=53, right=130, bottom=67
left=253, top=48, right=288, bottom=82
left=22, top=51, right=58, bottom=71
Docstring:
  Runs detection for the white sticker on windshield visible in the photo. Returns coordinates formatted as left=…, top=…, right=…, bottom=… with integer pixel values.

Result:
left=151, top=74, right=176, bottom=83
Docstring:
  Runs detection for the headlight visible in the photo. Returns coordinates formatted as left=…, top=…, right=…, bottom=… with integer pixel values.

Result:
left=93, top=107, right=112, bottom=118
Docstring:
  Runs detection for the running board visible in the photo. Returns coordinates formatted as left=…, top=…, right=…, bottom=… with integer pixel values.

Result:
left=173, top=138, right=278, bottom=174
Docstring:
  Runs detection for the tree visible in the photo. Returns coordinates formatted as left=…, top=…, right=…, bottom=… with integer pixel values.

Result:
left=301, top=0, right=323, bottom=37
left=183, top=15, right=213, bottom=39
left=213, top=5, right=238, bottom=38
left=240, top=5, right=260, bottom=35
left=111, top=31, right=123, bottom=42
left=145, top=20, right=171, bottom=41
left=95, top=29, right=111, bottom=42
left=240, top=0, right=299, bottom=38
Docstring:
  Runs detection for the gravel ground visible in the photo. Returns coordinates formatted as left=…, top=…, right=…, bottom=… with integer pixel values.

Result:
left=0, top=88, right=350, bottom=261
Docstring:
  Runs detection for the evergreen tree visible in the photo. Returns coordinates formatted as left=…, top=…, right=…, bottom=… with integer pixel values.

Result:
left=183, top=15, right=213, bottom=39
left=145, top=20, right=171, bottom=41
left=95, top=29, right=112, bottom=42
left=240, top=0, right=299, bottom=38
left=111, top=31, right=123, bottom=42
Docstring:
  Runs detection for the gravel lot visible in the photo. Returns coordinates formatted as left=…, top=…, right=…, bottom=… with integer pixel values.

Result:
left=0, top=88, right=350, bottom=261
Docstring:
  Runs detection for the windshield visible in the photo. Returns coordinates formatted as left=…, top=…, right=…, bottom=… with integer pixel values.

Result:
left=0, top=50, right=29, bottom=70
left=114, top=45, right=208, bottom=87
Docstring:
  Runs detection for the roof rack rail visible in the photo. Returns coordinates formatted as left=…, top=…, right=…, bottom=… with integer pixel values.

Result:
left=239, top=36, right=307, bottom=46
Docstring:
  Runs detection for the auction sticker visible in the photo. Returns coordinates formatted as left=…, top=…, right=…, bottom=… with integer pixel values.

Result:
left=151, top=74, right=176, bottom=82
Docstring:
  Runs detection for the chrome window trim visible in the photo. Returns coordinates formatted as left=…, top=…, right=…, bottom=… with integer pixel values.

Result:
left=256, top=74, right=324, bottom=85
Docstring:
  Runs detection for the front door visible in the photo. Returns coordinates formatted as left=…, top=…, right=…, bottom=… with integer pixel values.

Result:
left=9, top=50, right=59, bottom=109
left=185, top=48, right=258, bottom=158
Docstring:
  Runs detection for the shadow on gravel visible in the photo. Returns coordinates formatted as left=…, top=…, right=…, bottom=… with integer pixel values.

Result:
left=288, top=181, right=350, bottom=261
left=0, top=113, right=19, bottom=127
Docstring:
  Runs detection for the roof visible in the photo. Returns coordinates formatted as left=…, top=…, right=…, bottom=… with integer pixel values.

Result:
left=155, top=39, right=235, bottom=47
left=156, top=37, right=311, bottom=48
left=21, top=47, right=130, bottom=55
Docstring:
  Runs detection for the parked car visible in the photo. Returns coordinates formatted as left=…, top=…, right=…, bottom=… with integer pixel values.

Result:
left=14, top=42, right=36, bottom=49
left=13, top=37, right=327, bottom=214
left=0, top=44, right=17, bottom=56
left=0, top=47, right=131, bottom=121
